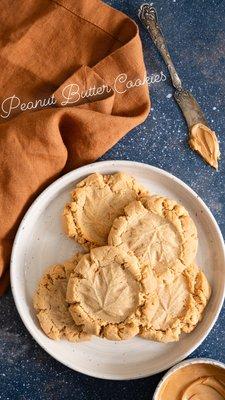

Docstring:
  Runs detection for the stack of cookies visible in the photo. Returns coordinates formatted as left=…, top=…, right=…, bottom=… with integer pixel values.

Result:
left=33, top=172, right=211, bottom=343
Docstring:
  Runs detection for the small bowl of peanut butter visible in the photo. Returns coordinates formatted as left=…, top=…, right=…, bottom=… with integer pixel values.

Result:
left=153, top=358, right=225, bottom=400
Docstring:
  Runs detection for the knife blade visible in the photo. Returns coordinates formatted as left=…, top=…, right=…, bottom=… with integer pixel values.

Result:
left=138, top=3, right=220, bottom=169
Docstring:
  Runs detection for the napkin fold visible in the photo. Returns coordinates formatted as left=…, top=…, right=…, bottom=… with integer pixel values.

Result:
left=0, top=0, right=150, bottom=293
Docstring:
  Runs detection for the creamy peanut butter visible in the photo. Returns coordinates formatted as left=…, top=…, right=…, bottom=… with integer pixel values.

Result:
left=158, top=363, right=225, bottom=400
left=189, top=123, right=220, bottom=169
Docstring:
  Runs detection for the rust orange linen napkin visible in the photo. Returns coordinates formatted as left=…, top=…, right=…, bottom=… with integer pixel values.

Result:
left=0, top=0, right=150, bottom=294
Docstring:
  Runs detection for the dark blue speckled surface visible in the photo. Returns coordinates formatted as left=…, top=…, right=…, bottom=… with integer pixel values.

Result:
left=1, top=1, right=225, bottom=399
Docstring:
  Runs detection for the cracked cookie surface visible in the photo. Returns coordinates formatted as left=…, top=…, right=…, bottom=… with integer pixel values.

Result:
left=140, top=263, right=211, bottom=343
left=63, top=172, right=147, bottom=248
left=33, top=253, right=90, bottom=341
left=108, top=195, right=198, bottom=279
left=67, top=246, right=146, bottom=340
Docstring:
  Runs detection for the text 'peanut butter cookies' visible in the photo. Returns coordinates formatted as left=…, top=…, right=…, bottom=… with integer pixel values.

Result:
left=108, top=195, right=198, bottom=279
left=140, top=264, right=211, bottom=343
left=67, top=246, right=146, bottom=341
left=63, top=172, right=147, bottom=248
left=33, top=253, right=90, bottom=342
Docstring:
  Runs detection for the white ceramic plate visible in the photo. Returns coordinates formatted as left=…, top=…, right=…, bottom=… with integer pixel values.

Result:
left=11, top=160, right=225, bottom=380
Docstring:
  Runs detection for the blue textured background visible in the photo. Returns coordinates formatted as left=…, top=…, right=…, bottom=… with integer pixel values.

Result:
left=1, top=0, right=225, bottom=399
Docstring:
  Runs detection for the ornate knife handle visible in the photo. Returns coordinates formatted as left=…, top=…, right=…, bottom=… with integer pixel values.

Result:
left=138, top=3, right=182, bottom=90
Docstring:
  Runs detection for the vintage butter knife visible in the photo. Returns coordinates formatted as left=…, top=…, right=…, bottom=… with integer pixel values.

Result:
left=139, top=3, right=220, bottom=169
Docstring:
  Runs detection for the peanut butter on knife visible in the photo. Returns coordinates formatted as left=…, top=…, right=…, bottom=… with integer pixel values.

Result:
left=189, top=123, right=220, bottom=170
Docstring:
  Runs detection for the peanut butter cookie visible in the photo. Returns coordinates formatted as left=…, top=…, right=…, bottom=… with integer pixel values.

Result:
left=67, top=246, right=146, bottom=340
left=63, top=172, right=147, bottom=248
left=33, top=253, right=90, bottom=342
left=108, top=195, right=198, bottom=279
left=140, top=264, right=211, bottom=343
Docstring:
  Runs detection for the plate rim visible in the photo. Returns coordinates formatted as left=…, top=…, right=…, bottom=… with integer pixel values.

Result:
left=10, top=160, right=225, bottom=380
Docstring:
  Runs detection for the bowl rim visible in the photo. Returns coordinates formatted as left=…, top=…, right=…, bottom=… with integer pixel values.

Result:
left=153, top=357, right=225, bottom=399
